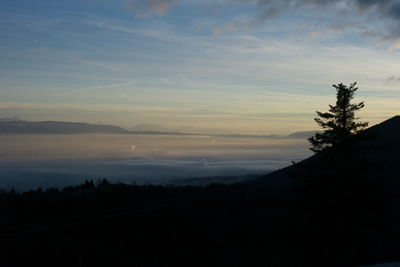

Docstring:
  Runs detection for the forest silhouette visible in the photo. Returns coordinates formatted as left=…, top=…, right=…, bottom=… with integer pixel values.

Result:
left=1, top=83, right=400, bottom=266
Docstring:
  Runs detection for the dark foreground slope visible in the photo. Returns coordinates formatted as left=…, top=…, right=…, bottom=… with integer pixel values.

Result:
left=1, top=179, right=397, bottom=267
left=1, top=117, right=400, bottom=267
left=1, top=182, right=308, bottom=267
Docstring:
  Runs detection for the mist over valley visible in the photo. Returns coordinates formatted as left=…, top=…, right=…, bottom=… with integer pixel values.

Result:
left=0, top=132, right=310, bottom=190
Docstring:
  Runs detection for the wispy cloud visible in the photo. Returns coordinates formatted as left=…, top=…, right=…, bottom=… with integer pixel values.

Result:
left=386, top=75, right=400, bottom=84
left=81, top=82, right=136, bottom=92
left=84, top=17, right=183, bottom=45
left=231, top=0, right=400, bottom=27
left=388, top=39, right=400, bottom=52
left=124, top=0, right=178, bottom=17
left=127, top=0, right=400, bottom=48
left=81, top=60, right=120, bottom=72
left=309, top=21, right=357, bottom=38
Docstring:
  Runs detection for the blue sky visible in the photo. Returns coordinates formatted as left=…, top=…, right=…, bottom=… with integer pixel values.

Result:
left=1, top=0, right=400, bottom=134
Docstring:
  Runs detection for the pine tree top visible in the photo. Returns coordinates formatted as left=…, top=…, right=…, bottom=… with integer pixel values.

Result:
left=309, top=82, right=368, bottom=153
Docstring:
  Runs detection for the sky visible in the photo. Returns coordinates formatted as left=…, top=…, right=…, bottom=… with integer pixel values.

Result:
left=1, top=0, right=400, bottom=134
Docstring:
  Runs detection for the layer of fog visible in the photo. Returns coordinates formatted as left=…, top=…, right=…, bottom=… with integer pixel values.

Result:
left=0, top=134, right=311, bottom=190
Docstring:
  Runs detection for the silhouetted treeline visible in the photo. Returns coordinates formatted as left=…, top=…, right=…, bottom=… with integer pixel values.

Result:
left=1, top=169, right=399, bottom=267
left=0, top=179, right=231, bottom=229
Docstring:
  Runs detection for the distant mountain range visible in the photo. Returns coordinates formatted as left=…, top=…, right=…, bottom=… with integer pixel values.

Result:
left=130, top=123, right=233, bottom=134
left=286, top=130, right=319, bottom=139
left=0, top=120, right=129, bottom=134
left=129, top=123, right=171, bottom=132
left=128, top=123, right=317, bottom=138
left=0, top=116, right=22, bottom=121
left=0, top=119, right=317, bottom=138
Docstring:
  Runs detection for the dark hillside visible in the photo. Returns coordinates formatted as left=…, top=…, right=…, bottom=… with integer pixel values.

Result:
left=1, top=182, right=307, bottom=266
left=253, top=115, right=400, bottom=187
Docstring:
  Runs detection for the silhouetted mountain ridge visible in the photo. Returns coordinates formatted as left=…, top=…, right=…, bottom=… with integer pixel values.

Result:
left=0, top=119, right=317, bottom=138
left=252, top=115, right=400, bottom=194
left=287, top=130, right=319, bottom=139
left=0, top=116, right=22, bottom=121
left=0, top=120, right=129, bottom=134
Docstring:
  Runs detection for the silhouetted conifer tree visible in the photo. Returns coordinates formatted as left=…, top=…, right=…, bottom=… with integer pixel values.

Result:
left=309, top=82, right=368, bottom=153
left=299, top=83, right=389, bottom=263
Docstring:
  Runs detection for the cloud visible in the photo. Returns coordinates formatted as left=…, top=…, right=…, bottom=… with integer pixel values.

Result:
left=124, top=0, right=178, bottom=17
left=309, top=21, right=356, bottom=38
left=130, top=0, right=400, bottom=46
left=81, top=82, right=136, bottom=92
left=387, top=75, right=400, bottom=83
left=388, top=39, right=400, bottom=51
left=81, top=60, right=120, bottom=72
left=234, top=96, right=249, bottom=105
left=243, top=0, right=397, bottom=17
left=232, top=0, right=400, bottom=34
